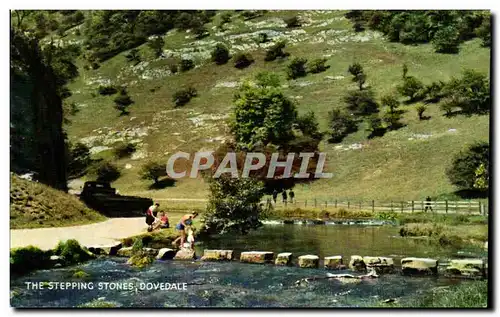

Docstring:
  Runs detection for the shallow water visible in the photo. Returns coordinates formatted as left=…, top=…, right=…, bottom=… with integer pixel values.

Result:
left=11, top=224, right=485, bottom=308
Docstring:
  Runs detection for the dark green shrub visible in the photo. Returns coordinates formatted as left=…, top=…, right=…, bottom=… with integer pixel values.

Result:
left=348, top=62, right=364, bottom=78
left=295, top=111, right=323, bottom=140
left=179, top=59, right=195, bottom=72
left=113, top=90, right=133, bottom=115
left=139, top=161, right=167, bottom=184
left=233, top=52, right=254, bottom=69
left=475, top=15, right=491, bottom=47
left=343, top=89, right=379, bottom=115
left=257, top=32, right=269, bottom=43
left=125, top=49, right=141, bottom=64
left=98, top=85, right=118, bottom=96
left=366, top=114, right=386, bottom=138
left=114, top=143, right=136, bottom=158
left=382, top=109, right=403, bottom=130
left=286, top=57, right=308, bottom=80
left=425, top=81, right=447, bottom=103
left=93, top=161, right=121, bottom=182
left=307, top=58, right=329, bottom=74
left=446, top=142, right=489, bottom=191
left=54, top=239, right=94, bottom=266
left=284, top=16, right=301, bottom=28
left=416, top=104, right=427, bottom=120
left=380, top=94, right=399, bottom=114
left=432, top=26, right=461, bottom=54
left=169, top=64, right=178, bottom=74
left=67, top=142, right=92, bottom=178
left=10, top=246, right=52, bottom=275
left=211, top=43, right=231, bottom=65
left=328, top=109, right=357, bottom=143
left=173, top=86, right=197, bottom=107
left=264, top=41, right=288, bottom=61
left=147, top=36, right=165, bottom=58
left=397, top=76, right=426, bottom=102
left=443, top=70, right=490, bottom=115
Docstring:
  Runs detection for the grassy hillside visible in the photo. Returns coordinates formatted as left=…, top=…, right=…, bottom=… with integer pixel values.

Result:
left=57, top=10, right=489, bottom=202
left=10, top=174, right=106, bottom=229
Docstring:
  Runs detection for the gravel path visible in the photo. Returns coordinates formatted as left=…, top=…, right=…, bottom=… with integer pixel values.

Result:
left=10, top=217, right=148, bottom=250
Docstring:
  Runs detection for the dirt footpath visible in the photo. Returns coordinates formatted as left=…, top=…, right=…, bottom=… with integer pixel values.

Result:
left=10, top=217, right=148, bottom=250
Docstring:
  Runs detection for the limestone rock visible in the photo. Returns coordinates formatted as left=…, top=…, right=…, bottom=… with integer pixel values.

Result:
left=240, top=251, right=274, bottom=264
left=87, top=242, right=122, bottom=256
left=446, top=258, right=485, bottom=278
left=275, top=252, right=293, bottom=266
left=401, top=257, right=438, bottom=275
left=156, top=248, right=176, bottom=260
left=363, top=256, right=394, bottom=274
left=324, top=255, right=343, bottom=270
left=174, top=248, right=196, bottom=260
left=50, top=255, right=63, bottom=262
left=298, top=255, right=319, bottom=268
left=201, top=249, right=234, bottom=261
left=349, top=255, right=366, bottom=272
left=142, top=248, right=159, bottom=257
left=116, top=247, right=134, bottom=257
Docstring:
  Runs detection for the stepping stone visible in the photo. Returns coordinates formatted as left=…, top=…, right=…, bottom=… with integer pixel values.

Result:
left=363, top=256, right=394, bottom=274
left=156, top=248, right=176, bottom=260
left=86, top=242, right=122, bottom=256
left=275, top=252, right=293, bottom=266
left=201, top=249, right=234, bottom=261
left=324, top=255, right=343, bottom=270
left=401, top=257, right=438, bottom=275
left=240, top=251, right=274, bottom=264
left=446, top=258, right=485, bottom=278
left=116, top=247, right=133, bottom=257
left=174, top=248, right=196, bottom=260
left=298, top=255, right=319, bottom=268
left=349, top=255, right=366, bottom=272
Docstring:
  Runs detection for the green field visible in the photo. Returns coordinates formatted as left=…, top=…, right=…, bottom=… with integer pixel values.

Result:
left=60, top=10, right=489, bottom=202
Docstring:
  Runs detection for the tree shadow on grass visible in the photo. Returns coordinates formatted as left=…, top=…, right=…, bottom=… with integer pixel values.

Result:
left=148, top=177, right=176, bottom=190
left=453, top=189, right=489, bottom=199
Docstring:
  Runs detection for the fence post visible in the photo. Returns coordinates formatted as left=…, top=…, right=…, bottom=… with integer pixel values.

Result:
left=359, top=201, right=362, bottom=210
left=391, top=201, right=393, bottom=212
left=478, top=201, right=481, bottom=215
left=445, top=200, right=448, bottom=214
left=335, top=200, right=337, bottom=208
left=348, top=201, right=350, bottom=209
left=305, top=200, right=307, bottom=208
left=421, top=201, right=424, bottom=212
left=400, top=201, right=404, bottom=213
left=455, top=201, right=457, bottom=213
left=411, top=200, right=414, bottom=213
left=314, top=199, right=317, bottom=208
left=372, top=200, right=375, bottom=213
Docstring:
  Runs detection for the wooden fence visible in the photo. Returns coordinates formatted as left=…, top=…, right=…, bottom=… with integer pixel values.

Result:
left=267, top=199, right=488, bottom=215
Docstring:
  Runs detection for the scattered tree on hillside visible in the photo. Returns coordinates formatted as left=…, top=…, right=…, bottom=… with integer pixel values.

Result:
left=125, top=49, right=141, bottom=65
left=475, top=14, right=491, bottom=47
left=381, top=94, right=399, bottom=114
left=257, top=32, right=269, bottom=43
left=295, top=111, right=323, bottom=141
left=397, top=76, right=426, bottom=102
left=173, top=86, right=197, bottom=107
left=287, top=57, right=308, bottom=80
left=211, top=43, right=231, bottom=65
left=218, top=12, right=232, bottom=29
left=114, top=143, right=136, bottom=158
left=93, top=161, right=121, bottom=183
left=432, top=26, right=461, bottom=54
left=402, top=63, right=408, bottom=79
left=355, top=73, right=367, bottom=90
left=284, top=16, right=301, bottom=28
left=446, top=142, right=489, bottom=192
left=233, top=52, right=254, bottom=69
left=307, top=58, right=329, bottom=74
left=348, top=62, right=364, bottom=79
left=140, top=161, right=167, bottom=185
left=147, top=36, right=165, bottom=58
left=264, top=41, right=289, bottom=61
left=255, top=71, right=281, bottom=88
left=416, top=104, right=427, bottom=120
left=343, top=89, right=379, bottom=116
left=113, top=87, right=133, bottom=115
left=442, top=69, right=490, bottom=115
left=179, top=59, right=195, bottom=72
left=328, top=109, right=357, bottom=143
left=366, top=114, right=386, bottom=138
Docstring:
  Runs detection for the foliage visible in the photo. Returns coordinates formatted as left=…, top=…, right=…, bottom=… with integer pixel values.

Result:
left=169, top=63, right=178, bottom=74
left=93, top=161, right=121, bottom=182
left=382, top=109, right=403, bottom=130
left=424, top=81, right=446, bottom=103
left=432, top=26, right=461, bottom=54
left=286, top=57, right=308, bottom=80
left=380, top=94, right=399, bottom=113
left=416, top=104, right=427, bottom=120
left=366, top=114, right=386, bottom=138
left=442, top=69, right=490, bottom=115
left=348, top=62, right=364, bottom=78
left=230, top=79, right=297, bottom=149
left=295, top=111, right=323, bottom=140
left=140, top=161, right=167, bottom=184
left=343, top=89, right=379, bottom=116
left=125, top=48, right=141, bottom=64
left=473, top=163, right=489, bottom=190
left=97, top=85, right=118, bottom=96
left=147, top=36, right=165, bottom=58
left=307, top=58, right=329, bottom=74
left=355, top=73, right=366, bottom=90
left=397, top=76, right=425, bottom=102
left=202, top=175, right=266, bottom=235
left=218, top=12, right=232, bottom=28
left=211, top=43, right=231, bottom=65
left=233, top=52, right=254, bottom=69
left=114, top=142, right=136, bottom=158
left=256, top=32, right=269, bottom=43
left=284, top=16, right=301, bottom=28
left=10, top=246, right=52, bottom=275
left=113, top=89, right=133, bottom=115
left=446, top=142, right=489, bottom=191
left=179, top=59, right=195, bottom=72
left=53, top=239, right=94, bottom=266
left=67, top=142, right=92, bottom=178
left=264, top=41, right=288, bottom=61
left=328, top=109, right=357, bottom=143
left=172, top=86, right=197, bottom=107
left=255, top=71, right=281, bottom=88
left=475, top=14, right=491, bottom=47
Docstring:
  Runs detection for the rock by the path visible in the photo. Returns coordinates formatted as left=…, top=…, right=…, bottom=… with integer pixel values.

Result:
left=116, top=247, right=133, bottom=257
left=142, top=248, right=159, bottom=257
left=87, top=242, right=122, bottom=256
left=363, top=256, right=394, bottom=274
left=275, top=252, right=293, bottom=266
left=324, top=255, right=343, bottom=270
left=298, top=255, right=319, bottom=268
left=446, top=258, right=485, bottom=278
left=174, top=248, right=196, bottom=260
left=349, top=255, right=366, bottom=272
left=156, top=248, right=176, bottom=260
left=240, top=251, right=274, bottom=264
left=201, top=249, right=234, bottom=261
left=401, top=257, right=438, bottom=275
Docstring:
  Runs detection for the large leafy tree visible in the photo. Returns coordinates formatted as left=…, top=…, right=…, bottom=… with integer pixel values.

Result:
left=447, top=142, right=489, bottom=191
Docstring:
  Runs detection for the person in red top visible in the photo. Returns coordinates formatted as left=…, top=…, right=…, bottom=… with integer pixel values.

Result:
left=159, top=212, right=169, bottom=229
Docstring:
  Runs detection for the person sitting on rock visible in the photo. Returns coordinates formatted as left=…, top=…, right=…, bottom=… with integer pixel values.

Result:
left=159, top=212, right=169, bottom=229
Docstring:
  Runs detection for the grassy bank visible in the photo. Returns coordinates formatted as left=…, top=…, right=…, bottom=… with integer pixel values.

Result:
left=382, top=280, right=488, bottom=308
left=10, top=174, right=106, bottom=229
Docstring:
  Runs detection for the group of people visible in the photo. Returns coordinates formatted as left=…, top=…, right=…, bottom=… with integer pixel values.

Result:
left=272, top=189, right=295, bottom=204
left=144, top=203, right=198, bottom=250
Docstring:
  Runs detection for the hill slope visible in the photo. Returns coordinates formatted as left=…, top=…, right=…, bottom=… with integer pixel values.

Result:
left=55, top=10, right=489, bottom=202
left=10, top=174, right=106, bottom=229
